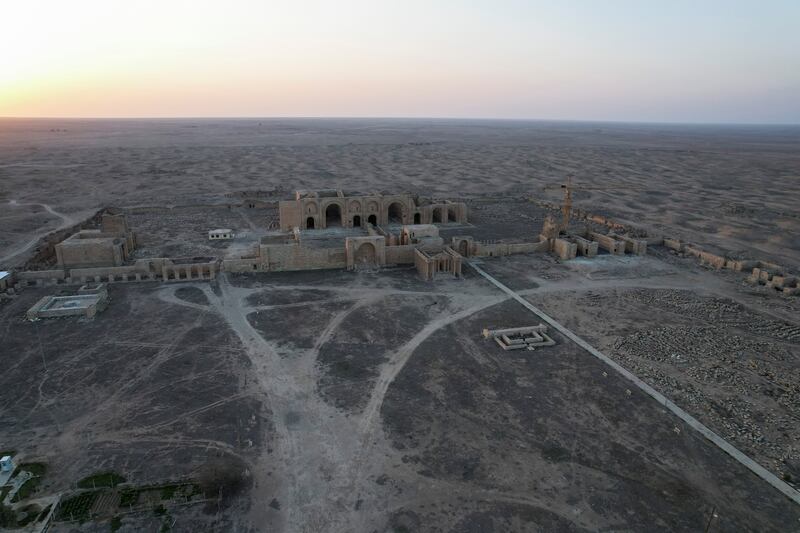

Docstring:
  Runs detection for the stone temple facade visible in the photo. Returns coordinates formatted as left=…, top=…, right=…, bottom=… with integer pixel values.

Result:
left=278, top=189, right=468, bottom=231
left=225, top=190, right=471, bottom=280
left=55, top=213, right=136, bottom=269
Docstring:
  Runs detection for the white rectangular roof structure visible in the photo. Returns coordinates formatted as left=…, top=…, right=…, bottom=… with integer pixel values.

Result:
left=0, top=271, right=9, bottom=280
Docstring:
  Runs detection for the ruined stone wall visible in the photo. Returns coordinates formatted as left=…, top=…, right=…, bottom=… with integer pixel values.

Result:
left=16, top=259, right=217, bottom=285
left=345, top=236, right=386, bottom=270
left=261, top=243, right=347, bottom=271
left=750, top=267, right=800, bottom=295
left=16, top=269, right=66, bottom=281
left=280, top=191, right=468, bottom=230
left=450, top=236, right=475, bottom=257
left=573, top=236, right=598, bottom=257
left=279, top=202, right=303, bottom=230
left=222, top=257, right=262, bottom=273
left=385, top=245, right=416, bottom=265
left=659, top=238, right=796, bottom=296
left=56, top=239, right=124, bottom=269
left=414, top=249, right=435, bottom=280
left=69, top=265, right=144, bottom=279
left=553, top=238, right=577, bottom=260
left=22, top=209, right=105, bottom=270
left=664, top=237, right=684, bottom=251
left=473, top=240, right=548, bottom=258
left=444, top=246, right=463, bottom=277
left=684, top=245, right=727, bottom=269
left=419, top=202, right=468, bottom=224
left=589, top=232, right=626, bottom=255
left=586, top=214, right=627, bottom=231
left=161, top=261, right=218, bottom=281
left=618, top=236, right=647, bottom=255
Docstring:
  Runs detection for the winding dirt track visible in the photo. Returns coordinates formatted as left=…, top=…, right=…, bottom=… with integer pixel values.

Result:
left=154, top=265, right=760, bottom=532
left=158, top=274, right=506, bottom=532
left=0, top=200, right=78, bottom=265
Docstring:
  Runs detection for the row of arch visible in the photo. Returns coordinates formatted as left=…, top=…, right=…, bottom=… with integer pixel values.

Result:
left=306, top=202, right=457, bottom=229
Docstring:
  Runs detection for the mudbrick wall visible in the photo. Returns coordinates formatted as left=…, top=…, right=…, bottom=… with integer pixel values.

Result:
left=23, top=209, right=106, bottom=270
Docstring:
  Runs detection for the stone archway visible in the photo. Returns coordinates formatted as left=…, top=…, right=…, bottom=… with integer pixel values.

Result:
left=325, top=203, right=343, bottom=227
left=306, top=217, right=315, bottom=229
left=458, top=240, right=469, bottom=256
left=432, top=207, right=443, bottom=223
left=368, top=214, right=377, bottom=226
left=354, top=242, right=377, bottom=267
left=448, top=208, right=457, bottom=222
left=413, top=213, right=421, bottom=224
left=387, top=202, right=404, bottom=224
left=353, top=215, right=361, bottom=227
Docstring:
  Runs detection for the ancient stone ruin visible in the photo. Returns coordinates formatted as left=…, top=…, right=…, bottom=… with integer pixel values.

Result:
left=482, top=324, right=556, bottom=351
left=2, top=188, right=796, bottom=300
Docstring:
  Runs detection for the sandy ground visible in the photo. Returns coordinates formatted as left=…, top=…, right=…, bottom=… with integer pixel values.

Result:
left=1, top=119, right=799, bottom=531
left=1, top=118, right=798, bottom=267
left=2, top=260, right=799, bottom=531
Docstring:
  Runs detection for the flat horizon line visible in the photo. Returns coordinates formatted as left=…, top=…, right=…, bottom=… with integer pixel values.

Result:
left=1, top=115, right=799, bottom=128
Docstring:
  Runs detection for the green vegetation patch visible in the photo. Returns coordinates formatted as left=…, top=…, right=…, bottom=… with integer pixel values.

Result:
left=37, top=504, right=52, bottom=522
left=56, top=491, right=100, bottom=522
left=118, top=487, right=140, bottom=508
left=0, top=503, right=17, bottom=528
left=119, top=482, right=198, bottom=508
left=77, top=471, right=126, bottom=489
left=160, top=484, right=178, bottom=500
left=16, top=503, right=41, bottom=527
left=11, top=477, right=42, bottom=502
left=19, top=462, right=47, bottom=477
left=10, top=462, right=48, bottom=502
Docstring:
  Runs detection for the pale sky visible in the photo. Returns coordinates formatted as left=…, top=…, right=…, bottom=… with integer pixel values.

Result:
left=1, top=0, right=799, bottom=123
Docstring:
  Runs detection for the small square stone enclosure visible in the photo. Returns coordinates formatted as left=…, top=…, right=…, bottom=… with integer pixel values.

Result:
left=27, top=291, right=108, bottom=320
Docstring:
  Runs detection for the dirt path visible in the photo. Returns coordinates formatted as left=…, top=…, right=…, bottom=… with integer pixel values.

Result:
left=161, top=276, right=371, bottom=532
left=0, top=200, right=79, bottom=265
left=156, top=274, right=509, bottom=532
left=468, top=260, right=800, bottom=507
left=155, top=266, right=792, bottom=531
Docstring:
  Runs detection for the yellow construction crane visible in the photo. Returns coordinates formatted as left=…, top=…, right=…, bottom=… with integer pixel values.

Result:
left=542, top=176, right=643, bottom=234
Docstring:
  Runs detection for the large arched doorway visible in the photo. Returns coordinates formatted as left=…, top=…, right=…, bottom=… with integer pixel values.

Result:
left=354, top=242, right=377, bottom=267
left=448, top=208, right=457, bottom=222
left=387, top=202, right=403, bottom=224
left=458, top=240, right=469, bottom=256
left=306, top=217, right=315, bottom=229
left=432, top=208, right=443, bottom=223
left=367, top=214, right=377, bottom=226
left=325, top=204, right=342, bottom=227
left=353, top=215, right=361, bottom=227
left=413, top=213, right=421, bottom=224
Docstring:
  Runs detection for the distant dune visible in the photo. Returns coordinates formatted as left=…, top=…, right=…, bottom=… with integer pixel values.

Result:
left=1, top=118, right=798, bottom=267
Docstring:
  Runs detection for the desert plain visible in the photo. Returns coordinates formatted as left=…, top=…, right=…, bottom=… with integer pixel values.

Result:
left=0, top=118, right=799, bottom=532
